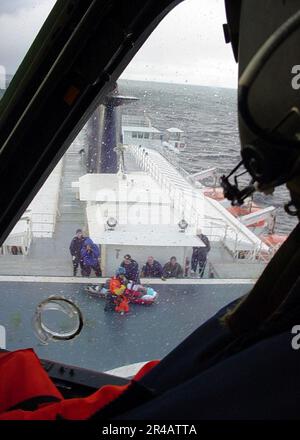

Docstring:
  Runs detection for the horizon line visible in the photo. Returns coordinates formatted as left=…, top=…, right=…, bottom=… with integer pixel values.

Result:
left=2, top=72, right=237, bottom=90
left=119, top=77, right=237, bottom=90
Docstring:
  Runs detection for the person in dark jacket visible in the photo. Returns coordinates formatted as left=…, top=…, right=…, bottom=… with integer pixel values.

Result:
left=191, top=229, right=211, bottom=278
left=162, top=256, right=183, bottom=279
left=69, top=229, right=85, bottom=276
left=141, top=256, right=163, bottom=278
left=81, top=238, right=101, bottom=277
left=120, top=254, right=139, bottom=283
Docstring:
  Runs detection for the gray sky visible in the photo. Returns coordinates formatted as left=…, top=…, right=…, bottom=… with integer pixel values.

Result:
left=0, top=0, right=55, bottom=77
left=122, top=0, right=237, bottom=88
left=0, top=0, right=238, bottom=88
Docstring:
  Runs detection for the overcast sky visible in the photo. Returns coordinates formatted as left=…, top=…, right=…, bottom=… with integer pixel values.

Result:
left=0, top=0, right=238, bottom=88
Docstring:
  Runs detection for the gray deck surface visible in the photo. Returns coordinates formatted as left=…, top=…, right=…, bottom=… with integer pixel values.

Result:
left=0, top=281, right=250, bottom=372
left=123, top=148, right=141, bottom=172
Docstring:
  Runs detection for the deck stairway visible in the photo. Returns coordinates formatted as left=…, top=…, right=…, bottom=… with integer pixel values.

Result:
left=0, top=131, right=87, bottom=277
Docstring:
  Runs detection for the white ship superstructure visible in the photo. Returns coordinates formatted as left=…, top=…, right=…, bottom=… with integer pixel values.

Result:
left=0, top=114, right=285, bottom=279
left=68, top=115, right=279, bottom=278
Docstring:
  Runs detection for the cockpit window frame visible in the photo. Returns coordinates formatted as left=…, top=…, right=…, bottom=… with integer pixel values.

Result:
left=0, top=0, right=184, bottom=246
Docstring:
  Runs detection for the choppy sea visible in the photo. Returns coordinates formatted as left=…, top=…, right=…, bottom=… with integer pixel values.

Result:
left=119, top=79, right=298, bottom=235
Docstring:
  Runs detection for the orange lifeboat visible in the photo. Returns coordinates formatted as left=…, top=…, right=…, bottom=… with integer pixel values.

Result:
left=227, top=204, right=266, bottom=228
left=204, top=188, right=267, bottom=228
left=258, top=234, right=288, bottom=262
left=203, top=187, right=225, bottom=201
left=260, top=234, right=287, bottom=248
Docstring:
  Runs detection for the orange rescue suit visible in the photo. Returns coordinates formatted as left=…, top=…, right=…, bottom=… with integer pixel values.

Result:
left=109, top=276, right=123, bottom=294
left=0, top=349, right=159, bottom=420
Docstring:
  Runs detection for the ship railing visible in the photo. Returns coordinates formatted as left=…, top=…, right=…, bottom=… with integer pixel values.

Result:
left=191, top=219, right=230, bottom=243
left=192, top=217, right=260, bottom=261
left=253, top=242, right=279, bottom=264
left=0, top=214, right=32, bottom=255
left=122, top=115, right=152, bottom=127
left=30, top=212, right=59, bottom=238
left=156, top=144, right=190, bottom=176
left=174, top=195, right=265, bottom=262
left=131, top=144, right=265, bottom=262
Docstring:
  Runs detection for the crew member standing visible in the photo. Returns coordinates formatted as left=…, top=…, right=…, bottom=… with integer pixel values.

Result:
left=191, top=229, right=211, bottom=278
left=81, top=238, right=102, bottom=277
left=69, top=229, right=85, bottom=276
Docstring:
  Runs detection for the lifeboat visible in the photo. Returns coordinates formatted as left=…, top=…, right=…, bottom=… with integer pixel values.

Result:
left=260, top=234, right=287, bottom=248
left=203, top=187, right=225, bottom=201
left=257, top=234, right=288, bottom=262
left=227, top=204, right=266, bottom=228
left=203, top=188, right=268, bottom=228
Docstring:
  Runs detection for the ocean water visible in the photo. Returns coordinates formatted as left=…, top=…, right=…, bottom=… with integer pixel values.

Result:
left=119, top=79, right=298, bottom=235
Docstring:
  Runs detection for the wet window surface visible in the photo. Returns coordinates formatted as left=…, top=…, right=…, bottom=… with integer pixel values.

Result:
left=0, top=0, right=296, bottom=372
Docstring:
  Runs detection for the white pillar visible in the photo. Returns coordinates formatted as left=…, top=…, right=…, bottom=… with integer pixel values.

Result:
left=101, top=244, right=107, bottom=277
left=0, top=325, right=6, bottom=349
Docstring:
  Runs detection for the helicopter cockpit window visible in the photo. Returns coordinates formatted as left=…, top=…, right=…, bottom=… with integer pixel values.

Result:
left=0, top=0, right=297, bottom=374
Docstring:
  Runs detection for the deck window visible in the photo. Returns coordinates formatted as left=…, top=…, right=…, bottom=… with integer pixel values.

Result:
left=144, top=132, right=150, bottom=139
left=138, top=132, right=143, bottom=139
left=132, top=132, right=137, bottom=138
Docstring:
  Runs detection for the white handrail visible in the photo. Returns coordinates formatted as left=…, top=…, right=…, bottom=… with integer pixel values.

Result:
left=130, top=144, right=267, bottom=261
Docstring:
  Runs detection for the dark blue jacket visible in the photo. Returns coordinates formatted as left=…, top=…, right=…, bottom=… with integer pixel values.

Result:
left=69, top=236, right=85, bottom=261
left=81, top=238, right=100, bottom=267
left=141, top=260, right=163, bottom=278
left=121, top=259, right=139, bottom=282
left=192, top=233, right=211, bottom=262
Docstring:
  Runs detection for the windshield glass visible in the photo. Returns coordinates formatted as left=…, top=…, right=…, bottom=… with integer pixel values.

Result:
left=0, top=0, right=297, bottom=374
left=0, top=0, right=56, bottom=90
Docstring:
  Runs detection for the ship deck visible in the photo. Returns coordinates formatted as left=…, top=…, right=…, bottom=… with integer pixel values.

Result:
left=0, top=135, right=266, bottom=279
left=0, top=128, right=261, bottom=374
left=0, top=278, right=251, bottom=373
